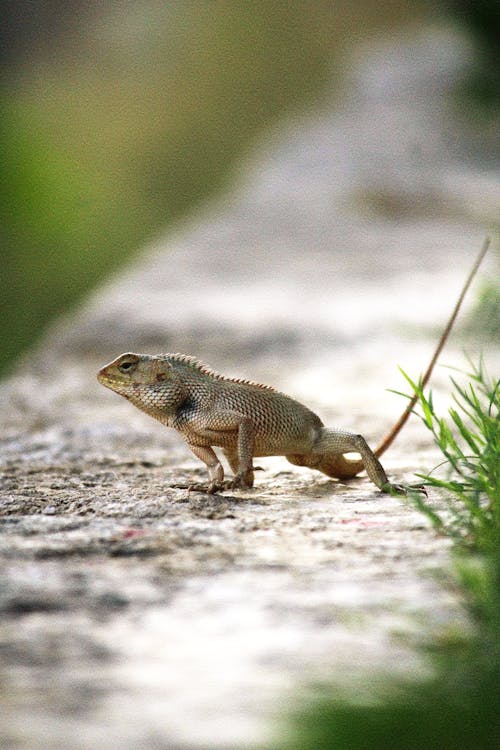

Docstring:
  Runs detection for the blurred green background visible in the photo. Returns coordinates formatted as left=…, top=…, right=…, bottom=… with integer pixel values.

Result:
left=1, top=0, right=497, bottom=377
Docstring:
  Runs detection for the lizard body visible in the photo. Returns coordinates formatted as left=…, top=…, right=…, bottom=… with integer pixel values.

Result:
left=97, top=240, right=489, bottom=495
left=97, top=352, right=393, bottom=492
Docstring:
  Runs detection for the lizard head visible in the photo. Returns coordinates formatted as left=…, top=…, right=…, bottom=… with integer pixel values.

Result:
left=97, top=352, right=184, bottom=417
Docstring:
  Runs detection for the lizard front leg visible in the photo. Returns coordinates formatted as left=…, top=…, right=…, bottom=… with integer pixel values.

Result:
left=192, top=411, right=256, bottom=491
left=188, top=445, right=225, bottom=494
left=222, top=447, right=255, bottom=489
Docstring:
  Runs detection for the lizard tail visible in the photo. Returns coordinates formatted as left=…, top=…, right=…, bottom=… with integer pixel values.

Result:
left=374, top=237, right=490, bottom=459
left=290, top=240, right=490, bottom=484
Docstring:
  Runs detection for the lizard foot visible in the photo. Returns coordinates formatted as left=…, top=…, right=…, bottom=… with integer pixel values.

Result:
left=205, top=478, right=253, bottom=494
left=381, top=483, right=406, bottom=495
left=172, top=476, right=254, bottom=494
left=171, top=482, right=217, bottom=494
left=226, top=475, right=254, bottom=491
left=206, top=480, right=234, bottom=494
left=381, top=482, right=428, bottom=497
left=207, top=478, right=251, bottom=494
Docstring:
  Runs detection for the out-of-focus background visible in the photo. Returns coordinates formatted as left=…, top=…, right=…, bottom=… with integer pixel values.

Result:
left=2, top=0, right=498, bottom=376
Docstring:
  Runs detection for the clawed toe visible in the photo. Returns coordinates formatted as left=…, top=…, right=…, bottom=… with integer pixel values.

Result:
left=173, top=474, right=254, bottom=494
left=406, top=483, right=428, bottom=496
left=381, top=482, right=407, bottom=496
left=381, top=482, right=428, bottom=497
left=227, top=476, right=253, bottom=491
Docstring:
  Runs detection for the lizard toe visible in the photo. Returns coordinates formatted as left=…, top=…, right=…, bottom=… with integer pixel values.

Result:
left=228, top=474, right=254, bottom=490
left=381, top=482, right=407, bottom=496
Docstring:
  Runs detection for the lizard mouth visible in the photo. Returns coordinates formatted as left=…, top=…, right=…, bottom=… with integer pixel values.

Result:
left=97, top=369, right=133, bottom=399
left=97, top=368, right=116, bottom=386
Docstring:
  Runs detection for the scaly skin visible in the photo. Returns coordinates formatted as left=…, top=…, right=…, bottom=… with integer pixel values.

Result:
left=97, top=353, right=395, bottom=493
left=97, top=241, right=489, bottom=494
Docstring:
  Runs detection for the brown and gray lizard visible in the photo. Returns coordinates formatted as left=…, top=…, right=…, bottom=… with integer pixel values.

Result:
left=97, top=241, right=489, bottom=494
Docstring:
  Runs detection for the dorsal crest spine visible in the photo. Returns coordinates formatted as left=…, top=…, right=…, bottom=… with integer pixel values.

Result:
left=164, top=353, right=277, bottom=392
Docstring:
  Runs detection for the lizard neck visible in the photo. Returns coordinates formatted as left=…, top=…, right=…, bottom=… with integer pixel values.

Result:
left=171, top=393, right=200, bottom=429
left=126, top=381, right=186, bottom=423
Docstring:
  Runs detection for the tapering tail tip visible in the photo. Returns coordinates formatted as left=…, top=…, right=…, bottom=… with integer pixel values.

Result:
left=375, top=237, right=491, bottom=459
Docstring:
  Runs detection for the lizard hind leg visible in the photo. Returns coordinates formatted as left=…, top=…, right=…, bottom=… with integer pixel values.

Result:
left=286, top=452, right=362, bottom=480
left=316, top=454, right=365, bottom=480
left=309, top=427, right=390, bottom=490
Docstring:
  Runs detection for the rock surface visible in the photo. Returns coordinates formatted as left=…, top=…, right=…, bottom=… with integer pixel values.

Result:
left=1, top=27, right=498, bottom=750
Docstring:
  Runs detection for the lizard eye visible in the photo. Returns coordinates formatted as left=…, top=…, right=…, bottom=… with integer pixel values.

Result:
left=118, top=359, right=137, bottom=374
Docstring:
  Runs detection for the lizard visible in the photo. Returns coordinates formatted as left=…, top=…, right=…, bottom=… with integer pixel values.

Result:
left=97, top=239, right=489, bottom=495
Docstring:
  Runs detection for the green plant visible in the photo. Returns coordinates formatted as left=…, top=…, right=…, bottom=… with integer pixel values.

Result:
left=398, top=358, right=499, bottom=555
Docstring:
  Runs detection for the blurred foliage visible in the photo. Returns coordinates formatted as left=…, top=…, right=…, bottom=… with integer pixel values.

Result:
left=280, top=357, right=500, bottom=749
left=1, top=1, right=497, bottom=376
left=449, top=0, right=500, bottom=106
left=400, top=359, right=499, bottom=554
left=1, top=0, right=426, bottom=376
left=281, top=645, right=500, bottom=750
